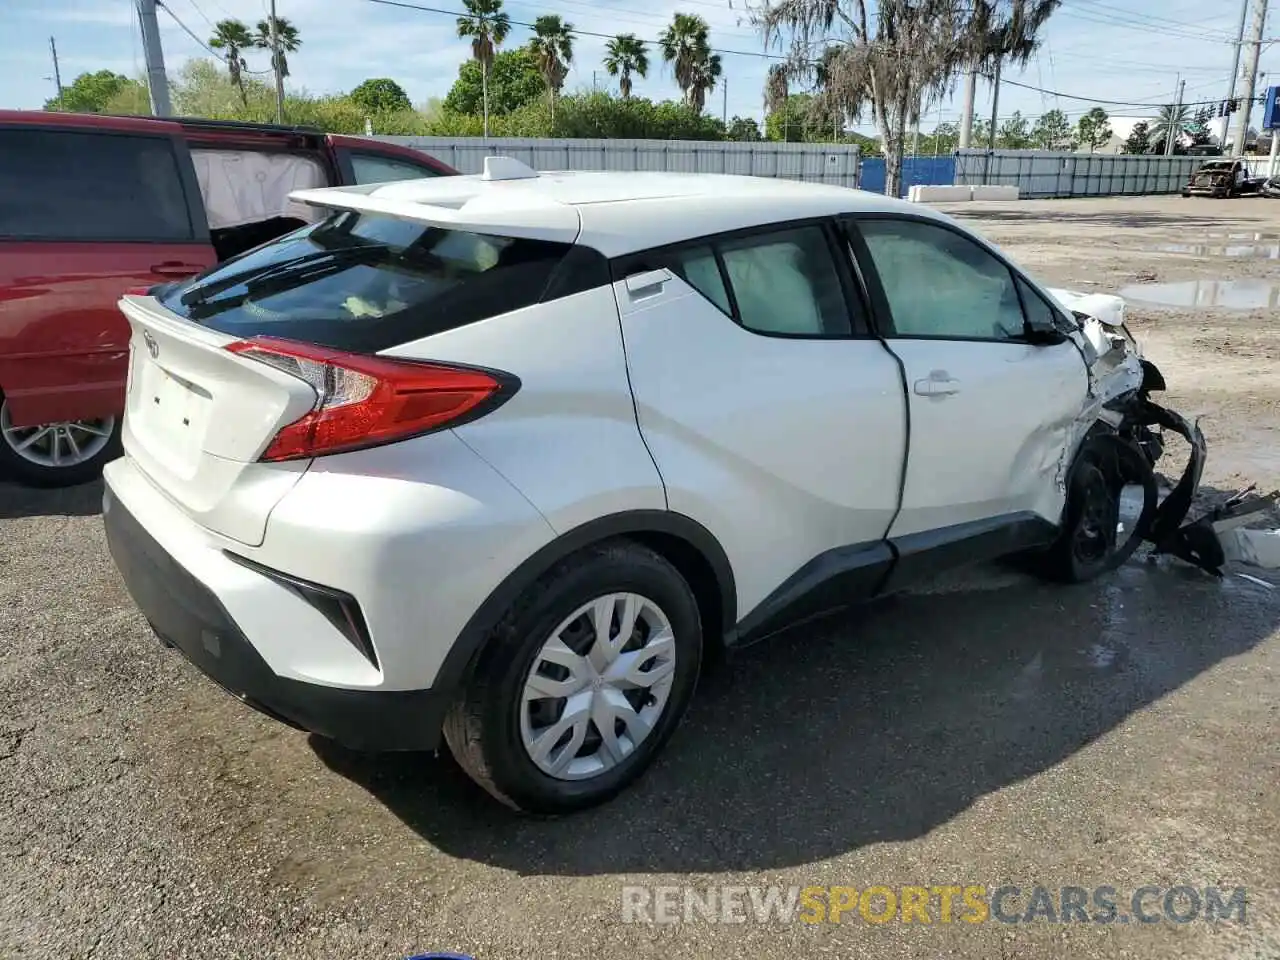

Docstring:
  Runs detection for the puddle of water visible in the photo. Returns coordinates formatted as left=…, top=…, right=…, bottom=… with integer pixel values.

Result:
left=1148, top=241, right=1280, bottom=259
left=1118, top=279, right=1280, bottom=311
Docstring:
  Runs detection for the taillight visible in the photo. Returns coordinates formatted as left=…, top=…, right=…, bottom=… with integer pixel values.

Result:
left=225, top=336, right=515, bottom=462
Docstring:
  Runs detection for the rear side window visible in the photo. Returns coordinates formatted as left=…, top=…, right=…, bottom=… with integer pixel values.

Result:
left=0, top=129, right=193, bottom=242
left=350, top=153, right=442, bottom=185
left=159, top=210, right=604, bottom=352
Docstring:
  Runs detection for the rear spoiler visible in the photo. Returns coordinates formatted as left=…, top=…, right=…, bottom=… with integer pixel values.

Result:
left=288, top=183, right=582, bottom=245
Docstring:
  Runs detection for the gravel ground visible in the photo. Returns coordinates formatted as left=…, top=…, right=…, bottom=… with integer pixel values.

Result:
left=2, top=195, right=1279, bottom=960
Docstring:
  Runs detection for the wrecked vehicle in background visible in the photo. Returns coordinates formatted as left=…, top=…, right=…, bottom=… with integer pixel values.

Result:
left=1261, top=176, right=1280, bottom=199
left=1180, top=158, right=1265, bottom=199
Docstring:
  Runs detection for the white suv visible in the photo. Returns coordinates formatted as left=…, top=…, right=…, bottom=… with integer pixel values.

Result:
left=103, top=159, right=1190, bottom=813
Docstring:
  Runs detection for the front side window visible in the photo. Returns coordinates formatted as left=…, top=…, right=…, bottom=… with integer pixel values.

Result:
left=856, top=218, right=1027, bottom=341
left=159, top=210, right=580, bottom=352
left=350, top=153, right=441, bottom=185
left=0, top=129, right=192, bottom=242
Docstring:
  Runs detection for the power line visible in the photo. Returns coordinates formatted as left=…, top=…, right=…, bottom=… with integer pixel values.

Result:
left=155, top=0, right=220, bottom=57
left=1063, top=0, right=1239, bottom=40
left=183, top=0, right=216, bottom=29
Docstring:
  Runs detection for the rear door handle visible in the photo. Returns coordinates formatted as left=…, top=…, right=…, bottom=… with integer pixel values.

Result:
left=625, top=268, right=672, bottom=297
left=149, top=261, right=204, bottom=278
left=913, top=372, right=961, bottom=397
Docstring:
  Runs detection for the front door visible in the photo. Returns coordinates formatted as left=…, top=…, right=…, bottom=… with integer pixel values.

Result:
left=845, top=215, right=1089, bottom=542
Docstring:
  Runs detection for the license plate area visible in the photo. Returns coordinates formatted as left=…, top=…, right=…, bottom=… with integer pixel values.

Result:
left=132, top=358, right=212, bottom=473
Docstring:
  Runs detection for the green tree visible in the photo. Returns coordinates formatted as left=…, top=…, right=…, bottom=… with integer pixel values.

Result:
left=997, top=110, right=1033, bottom=148
left=1186, top=108, right=1213, bottom=146
left=1031, top=108, right=1074, bottom=149
left=456, top=0, right=511, bottom=136
left=604, top=33, right=649, bottom=99
left=253, top=16, right=300, bottom=78
left=927, top=121, right=959, bottom=154
left=529, top=14, right=574, bottom=120
left=1149, top=103, right=1191, bottom=152
left=726, top=116, right=762, bottom=141
left=757, top=0, right=1062, bottom=198
left=1122, top=120, right=1152, bottom=155
left=659, top=13, right=720, bottom=112
left=208, top=19, right=254, bottom=105
left=44, top=70, right=133, bottom=113
left=443, top=47, right=542, bottom=116
left=765, top=93, right=837, bottom=141
left=350, top=78, right=412, bottom=115
left=1076, top=106, right=1112, bottom=152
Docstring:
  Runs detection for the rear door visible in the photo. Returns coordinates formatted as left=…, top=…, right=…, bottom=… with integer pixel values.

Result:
left=0, top=125, right=216, bottom=427
left=612, top=220, right=908, bottom=630
left=845, top=215, right=1089, bottom=543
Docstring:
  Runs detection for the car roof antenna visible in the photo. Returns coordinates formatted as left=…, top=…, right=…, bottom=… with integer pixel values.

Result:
left=481, top=156, right=539, bottom=182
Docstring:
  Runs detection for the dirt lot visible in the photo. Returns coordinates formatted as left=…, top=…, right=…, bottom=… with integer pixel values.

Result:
left=2, top=195, right=1278, bottom=960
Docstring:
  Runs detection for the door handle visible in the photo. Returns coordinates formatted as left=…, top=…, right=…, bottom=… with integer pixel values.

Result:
left=625, top=268, right=672, bottom=297
left=149, top=261, right=203, bottom=278
left=913, top=371, right=961, bottom=397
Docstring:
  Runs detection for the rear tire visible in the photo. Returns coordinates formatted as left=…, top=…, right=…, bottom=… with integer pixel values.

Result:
left=0, top=397, right=121, bottom=488
left=444, top=540, right=702, bottom=814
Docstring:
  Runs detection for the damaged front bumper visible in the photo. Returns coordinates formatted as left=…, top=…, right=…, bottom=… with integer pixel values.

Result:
left=1047, top=288, right=1268, bottom=577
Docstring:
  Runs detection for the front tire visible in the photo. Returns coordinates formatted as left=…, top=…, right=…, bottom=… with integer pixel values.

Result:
left=0, top=397, right=121, bottom=488
left=444, top=540, right=703, bottom=814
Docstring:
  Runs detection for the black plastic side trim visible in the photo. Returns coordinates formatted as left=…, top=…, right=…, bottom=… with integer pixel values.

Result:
left=223, top=551, right=378, bottom=668
left=431, top=510, right=736, bottom=693
left=882, top=511, right=1058, bottom=595
left=732, top=541, right=894, bottom=647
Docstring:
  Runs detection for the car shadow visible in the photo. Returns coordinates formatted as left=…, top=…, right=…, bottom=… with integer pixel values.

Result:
left=0, top=478, right=104, bottom=520
left=312, top=550, right=1279, bottom=875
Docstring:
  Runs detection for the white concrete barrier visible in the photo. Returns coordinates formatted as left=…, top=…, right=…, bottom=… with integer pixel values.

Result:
left=908, top=184, right=973, bottom=203
left=970, top=185, right=1022, bottom=201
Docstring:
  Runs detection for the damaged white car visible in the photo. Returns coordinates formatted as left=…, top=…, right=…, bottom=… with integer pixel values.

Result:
left=104, top=164, right=1222, bottom=814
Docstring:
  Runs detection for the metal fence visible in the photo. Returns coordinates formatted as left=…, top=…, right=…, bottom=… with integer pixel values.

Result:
left=954, top=150, right=1202, bottom=198
left=378, top=136, right=863, bottom=187
left=858, top=156, right=957, bottom=197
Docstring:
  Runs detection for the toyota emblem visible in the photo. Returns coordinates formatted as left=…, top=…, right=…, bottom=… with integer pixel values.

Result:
left=142, top=330, right=159, bottom=359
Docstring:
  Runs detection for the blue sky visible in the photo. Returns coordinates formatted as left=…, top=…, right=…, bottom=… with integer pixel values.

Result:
left=4, top=0, right=1276, bottom=133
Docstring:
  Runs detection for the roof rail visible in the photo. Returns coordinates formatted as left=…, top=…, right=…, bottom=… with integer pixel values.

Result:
left=173, top=116, right=326, bottom=135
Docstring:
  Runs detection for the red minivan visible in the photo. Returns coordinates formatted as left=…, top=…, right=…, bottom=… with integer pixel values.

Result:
left=0, top=110, right=456, bottom=486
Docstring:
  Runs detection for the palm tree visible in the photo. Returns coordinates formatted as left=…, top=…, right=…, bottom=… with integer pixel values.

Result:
left=208, top=19, right=254, bottom=106
left=253, top=16, right=301, bottom=78
left=530, top=14, right=574, bottom=120
left=456, top=0, right=511, bottom=137
left=659, top=13, right=716, bottom=111
left=1150, top=103, right=1192, bottom=151
left=604, top=33, right=649, bottom=99
left=686, top=52, right=722, bottom=113
left=756, top=0, right=1060, bottom=197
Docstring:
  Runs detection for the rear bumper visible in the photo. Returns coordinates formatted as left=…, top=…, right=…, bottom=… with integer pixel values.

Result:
left=103, top=484, right=448, bottom=752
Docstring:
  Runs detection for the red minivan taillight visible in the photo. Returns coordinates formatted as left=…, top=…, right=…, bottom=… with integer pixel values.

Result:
left=226, top=337, right=515, bottom=462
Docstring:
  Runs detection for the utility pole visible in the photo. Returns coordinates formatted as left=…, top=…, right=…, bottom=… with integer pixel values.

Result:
left=136, top=0, right=172, bottom=116
left=268, top=0, right=285, bottom=124
left=1165, top=77, right=1185, bottom=154
left=959, top=67, right=977, bottom=148
left=983, top=60, right=1002, bottom=184
left=723, top=78, right=728, bottom=126
left=1233, top=0, right=1269, bottom=157
left=48, top=37, right=64, bottom=110
left=1224, top=0, right=1251, bottom=145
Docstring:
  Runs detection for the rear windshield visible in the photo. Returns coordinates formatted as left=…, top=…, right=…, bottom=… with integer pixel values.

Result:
left=160, top=209, right=582, bottom=352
